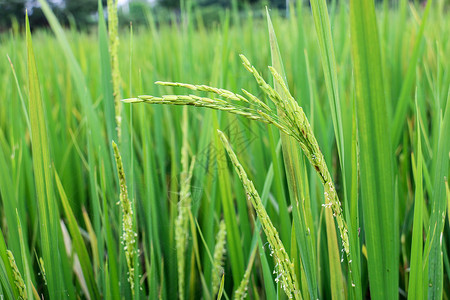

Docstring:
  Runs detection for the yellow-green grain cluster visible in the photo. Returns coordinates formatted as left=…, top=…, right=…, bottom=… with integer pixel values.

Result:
left=108, top=0, right=122, bottom=140
left=7, top=250, right=27, bottom=300
left=212, top=220, right=227, bottom=297
left=242, top=57, right=350, bottom=260
left=112, top=140, right=136, bottom=295
left=124, top=55, right=350, bottom=260
left=241, top=58, right=349, bottom=258
left=219, top=131, right=300, bottom=300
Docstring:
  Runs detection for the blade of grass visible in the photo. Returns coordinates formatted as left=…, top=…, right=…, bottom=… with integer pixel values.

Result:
left=323, top=207, right=345, bottom=300
left=408, top=93, right=424, bottom=300
left=98, top=0, right=117, bottom=144
left=310, top=0, right=346, bottom=178
left=217, top=274, right=225, bottom=300
left=257, top=235, right=276, bottom=300
left=213, top=113, right=245, bottom=287
left=54, top=170, right=100, bottom=299
left=234, top=245, right=257, bottom=300
left=0, top=133, right=23, bottom=265
left=6, top=54, right=31, bottom=134
left=37, top=0, right=115, bottom=205
left=349, top=0, right=398, bottom=298
left=391, top=0, right=432, bottom=146
left=26, top=12, right=65, bottom=298
left=424, top=89, right=449, bottom=299
left=187, top=211, right=212, bottom=300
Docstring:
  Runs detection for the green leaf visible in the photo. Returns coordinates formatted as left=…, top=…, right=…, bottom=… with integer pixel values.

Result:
left=213, top=113, right=245, bottom=287
left=26, top=12, right=65, bottom=299
left=408, top=94, right=424, bottom=300
left=54, top=170, right=100, bottom=299
left=349, top=0, right=398, bottom=298
left=391, top=0, right=432, bottom=146
left=424, top=89, right=450, bottom=299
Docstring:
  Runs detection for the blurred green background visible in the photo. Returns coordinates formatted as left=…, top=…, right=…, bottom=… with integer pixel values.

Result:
left=1, top=0, right=294, bottom=30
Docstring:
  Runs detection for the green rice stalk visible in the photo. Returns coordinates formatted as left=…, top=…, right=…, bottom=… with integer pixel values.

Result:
left=6, top=250, right=26, bottom=300
left=218, top=130, right=301, bottom=300
left=112, top=140, right=137, bottom=296
left=234, top=247, right=257, bottom=300
left=108, top=0, right=122, bottom=140
left=217, top=274, right=225, bottom=300
left=175, top=107, right=196, bottom=300
left=408, top=95, right=424, bottom=300
left=257, top=234, right=277, bottom=299
left=212, top=220, right=227, bottom=297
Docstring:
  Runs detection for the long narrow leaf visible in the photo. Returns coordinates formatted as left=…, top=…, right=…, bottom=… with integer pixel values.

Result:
left=349, top=0, right=397, bottom=298
left=26, top=12, right=65, bottom=299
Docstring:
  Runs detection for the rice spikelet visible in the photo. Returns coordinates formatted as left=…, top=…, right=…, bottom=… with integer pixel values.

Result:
left=108, top=0, right=122, bottom=140
left=7, top=250, right=27, bottom=300
left=112, top=140, right=137, bottom=295
left=212, top=220, right=227, bottom=297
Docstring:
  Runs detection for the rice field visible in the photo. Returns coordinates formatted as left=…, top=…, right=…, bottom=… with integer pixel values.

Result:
left=0, top=0, right=449, bottom=299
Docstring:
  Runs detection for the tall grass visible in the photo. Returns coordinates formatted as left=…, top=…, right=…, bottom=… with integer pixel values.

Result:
left=0, top=0, right=449, bottom=299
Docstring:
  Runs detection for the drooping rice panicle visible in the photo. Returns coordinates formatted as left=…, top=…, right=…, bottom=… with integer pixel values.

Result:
left=123, top=95, right=272, bottom=123
left=112, top=140, right=137, bottom=296
left=124, top=55, right=350, bottom=260
left=268, top=65, right=350, bottom=258
left=154, top=81, right=274, bottom=112
left=155, top=81, right=245, bottom=102
left=218, top=130, right=301, bottom=300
